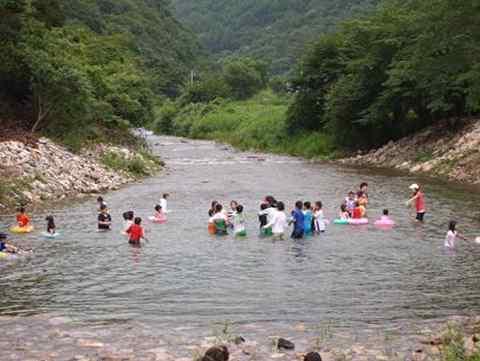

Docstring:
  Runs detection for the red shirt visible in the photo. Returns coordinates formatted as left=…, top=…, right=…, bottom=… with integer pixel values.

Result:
left=127, top=224, right=144, bottom=243
left=16, top=214, right=30, bottom=227
left=415, top=192, right=425, bottom=212
left=352, top=207, right=362, bottom=219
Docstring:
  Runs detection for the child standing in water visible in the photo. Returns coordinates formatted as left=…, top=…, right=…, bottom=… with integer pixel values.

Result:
left=16, top=207, right=31, bottom=228
left=97, top=196, right=107, bottom=211
left=313, top=201, right=327, bottom=233
left=291, top=201, right=305, bottom=239
left=127, top=217, right=145, bottom=245
left=339, top=204, right=350, bottom=220
left=210, top=204, right=229, bottom=235
left=233, top=205, right=247, bottom=237
left=407, top=184, right=426, bottom=222
left=344, top=191, right=356, bottom=216
left=264, top=201, right=288, bottom=240
left=444, top=221, right=468, bottom=249
left=98, top=205, right=112, bottom=231
left=303, top=202, right=314, bottom=235
left=160, top=193, right=169, bottom=213
left=259, top=203, right=272, bottom=236
left=122, top=211, right=134, bottom=234
left=45, top=215, right=56, bottom=234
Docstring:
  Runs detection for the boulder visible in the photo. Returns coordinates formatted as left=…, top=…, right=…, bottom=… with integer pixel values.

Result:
left=201, top=345, right=229, bottom=361
left=277, top=338, right=295, bottom=350
left=304, top=352, right=322, bottom=361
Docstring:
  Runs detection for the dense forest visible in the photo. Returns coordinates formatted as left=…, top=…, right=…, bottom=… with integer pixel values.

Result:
left=0, top=0, right=200, bottom=149
left=157, top=0, right=480, bottom=157
left=172, top=0, right=379, bottom=74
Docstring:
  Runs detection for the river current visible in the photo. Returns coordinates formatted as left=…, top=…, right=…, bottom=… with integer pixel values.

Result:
left=1, top=135, right=480, bottom=358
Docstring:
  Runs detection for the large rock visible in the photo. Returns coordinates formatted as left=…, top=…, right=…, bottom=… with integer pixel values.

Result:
left=201, top=346, right=229, bottom=361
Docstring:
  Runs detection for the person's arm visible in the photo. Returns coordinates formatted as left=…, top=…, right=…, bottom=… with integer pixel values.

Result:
left=264, top=213, right=277, bottom=229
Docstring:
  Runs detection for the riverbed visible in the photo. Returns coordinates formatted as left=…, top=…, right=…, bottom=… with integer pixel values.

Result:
left=1, top=135, right=480, bottom=360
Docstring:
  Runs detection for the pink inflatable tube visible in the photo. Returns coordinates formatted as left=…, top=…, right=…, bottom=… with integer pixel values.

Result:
left=348, top=218, right=369, bottom=225
left=149, top=216, right=167, bottom=224
left=374, top=218, right=395, bottom=227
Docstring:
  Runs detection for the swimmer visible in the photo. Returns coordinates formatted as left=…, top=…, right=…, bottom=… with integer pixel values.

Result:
left=233, top=205, right=247, bottom=237
left=263, top=201, right=288, bottom=240
left=374, top=209, right=395, bottom=226
left=0, top=233, right=19, bottom=254
left=98, top=204, right=112, bottom=231
left=406, top=184, right=426, bottom=222
left=313, top=201, right=327, bottom=233
left=45, top=215, right=56, bottom=234
left=208, top=201, right=219, bottom=217
left=352, top=201, right=365, bottom=219
left=228, top=200, right=239, bottom=225
left=160, top=193, right=170, bottom=213
left=16, top=207, right=30, bottom=228
left=303, top=201, right=314, bottom=235
left=444, top=221, right=468, bottom=249
left=339, top=204, right=350, bottom=220
left=290, top=201, right=305, bottom=239
left=126, top=217, right=146, bottom=245
left=153, top=204, right=167, bottom=223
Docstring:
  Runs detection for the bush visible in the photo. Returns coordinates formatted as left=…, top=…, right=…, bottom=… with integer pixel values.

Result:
left=101, top=151, right=150, bottom=177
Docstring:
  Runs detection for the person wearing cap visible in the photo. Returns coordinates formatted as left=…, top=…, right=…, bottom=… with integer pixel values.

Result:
left=0, top=233, right=19, bottom=254
left=407, top=184, right=426, bottom=222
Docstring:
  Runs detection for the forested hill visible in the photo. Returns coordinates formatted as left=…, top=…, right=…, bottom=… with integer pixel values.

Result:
left=171, top=0, right=379, bottom=74
left=64, top=0, right=201, bottom=95
left=0, top=0, right=201, bottom=148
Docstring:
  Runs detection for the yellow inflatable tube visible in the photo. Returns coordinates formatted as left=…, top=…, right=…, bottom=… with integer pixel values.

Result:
left=10, top=225, right=34, bottom=234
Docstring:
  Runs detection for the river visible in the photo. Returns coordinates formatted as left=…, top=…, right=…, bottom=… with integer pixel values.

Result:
left=1, top=135, right=480, bottom=360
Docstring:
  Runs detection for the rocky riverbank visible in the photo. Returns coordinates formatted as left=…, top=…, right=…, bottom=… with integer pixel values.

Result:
left=1, top=314, right=480, bottom=361
left=0, top=137, right=161, bottom=211
left=339, top=118, right=480, bottom=185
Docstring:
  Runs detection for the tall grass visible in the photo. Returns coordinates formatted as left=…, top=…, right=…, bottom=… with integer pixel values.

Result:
left=159, top=90, right=336, bottom=159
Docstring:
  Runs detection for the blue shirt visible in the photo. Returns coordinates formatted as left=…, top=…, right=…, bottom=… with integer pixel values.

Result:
left=303, top=210, right=313, bottom=232
left=292, top=209, right=305, bottom=231
left=0, top=242, right=6, bottom=252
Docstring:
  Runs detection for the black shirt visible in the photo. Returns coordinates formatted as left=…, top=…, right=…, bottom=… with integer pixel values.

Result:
left=98, top=213, right=112, bottom=230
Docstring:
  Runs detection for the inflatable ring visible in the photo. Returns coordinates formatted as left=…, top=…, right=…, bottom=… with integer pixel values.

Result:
left=348, top=218, right=369, bottom=225
left=149, top=216, right=167, bottom=224
left=333, top=219, right=349, bottom=225
left=10, top=225, right=34, bottom=234
left=374, top=219, right=395, bottom=227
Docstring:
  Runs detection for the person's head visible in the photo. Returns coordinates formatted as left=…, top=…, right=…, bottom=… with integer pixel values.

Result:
left=123, top=212, right=129, bottom=220
left=155, top=204, right=162, bottom=212
left=97, top=196, right=104, bottom=203
left=348, top=191, right=355, bottom=199
left=409, top=183, right=420, bottom=194
left=304, top=352, right=322, bottom=361
left=277, top=201, right=285, bottom=211
left=236, top=205, right=244, bottom=214
left=134, top=217, right=142, bottom=225
left=340, top=204, right=347, bottom=213
left=211, top=201, right=218, bottom=209
left=230, top=200, right=238, bottom=210
left=18, top=207, right=25, bottom=214
left=46, top=215, right=55, bottom=224
left=315, top=201, right=323, bottom=210
left=265, top=196, right=276, bottom=206
left=162, top=193, right=169, bottom=199
left=215, top=204, right=223, bottom=213
left=100, top=204, right=108, bottom=213
left=295, top=201, right=303, bottom=209
left=383, top=209, right=389, bottom=216
left=448, top=220, right=457, bottom=232
left=127, top=211, right=134, bottom=220
left=260, top=203, right=269, bottom=211
left=360, top=182, right=368, bottom=192
left=304, top=201, right=311, bottom=210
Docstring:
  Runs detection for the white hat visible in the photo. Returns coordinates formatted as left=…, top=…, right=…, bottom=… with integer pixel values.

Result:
left=409, top=183, right=420, bottom=190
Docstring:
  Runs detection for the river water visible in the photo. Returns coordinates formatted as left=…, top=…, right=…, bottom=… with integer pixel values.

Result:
left=1, top=135, right=480, bottom=360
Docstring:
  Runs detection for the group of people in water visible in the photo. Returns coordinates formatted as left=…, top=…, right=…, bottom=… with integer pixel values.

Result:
left=1, top=182, right=479, bottom=258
